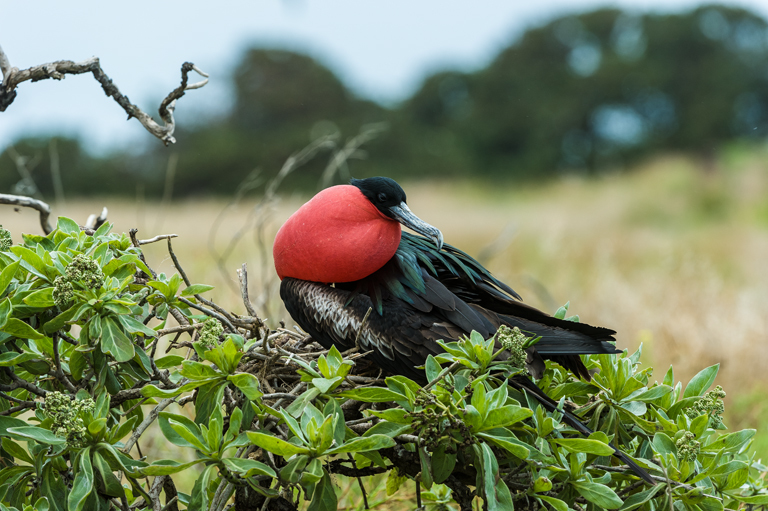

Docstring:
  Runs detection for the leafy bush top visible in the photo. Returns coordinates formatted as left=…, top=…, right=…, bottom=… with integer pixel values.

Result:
left=0, top=220, right=766, bottom=511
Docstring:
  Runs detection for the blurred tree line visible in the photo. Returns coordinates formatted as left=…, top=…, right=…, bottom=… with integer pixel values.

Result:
left=3, top=4, right=768, bottom=197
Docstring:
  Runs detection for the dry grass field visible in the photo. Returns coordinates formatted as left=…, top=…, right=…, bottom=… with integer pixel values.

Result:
left=3, top=145, right=768, bottom=505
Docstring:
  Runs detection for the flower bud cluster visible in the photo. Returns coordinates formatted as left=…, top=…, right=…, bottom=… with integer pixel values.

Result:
left=65, top=254, right=104, bottom=289
left=199, top=318, right=224, bottom=348
left=44, top=391, right=95, bottom=449
left=53, top=276, right=74, bottom=308
left=685, top=385, right=726, bottom=427
left=53, top=255, right=105, bottom=308
left=496, top=325, right=529, bottom=369
left=0, top=226, right=11, bottom=251
left=675, top=431, right=700, bottom=462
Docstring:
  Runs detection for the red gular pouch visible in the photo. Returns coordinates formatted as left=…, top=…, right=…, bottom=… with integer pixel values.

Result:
left=273, top=185, right=402, bottom=283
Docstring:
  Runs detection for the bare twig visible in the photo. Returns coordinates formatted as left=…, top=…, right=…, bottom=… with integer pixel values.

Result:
left=139, top=234, right=178, bottom=245
left=0, top=45, right=208, bottom=145
left=0, top=193, right=52, bottom=234
left=237, top=263, right=258, bottom=317
left=123, top=393, right=183, bottom=454
left=3, top=368, right=47, bottom=397
left=423, top=361, right=461, bottom=392
left=85, top=207, right=108, bottom=229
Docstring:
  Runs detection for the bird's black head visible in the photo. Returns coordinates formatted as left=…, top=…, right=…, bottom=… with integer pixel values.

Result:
left=350, top=176, right=443, bottom=250
left=350, top=177, right=407, bottom=218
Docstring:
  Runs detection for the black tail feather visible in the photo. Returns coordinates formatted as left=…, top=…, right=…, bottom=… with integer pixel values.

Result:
left=509, top=376, right=656, bottom=486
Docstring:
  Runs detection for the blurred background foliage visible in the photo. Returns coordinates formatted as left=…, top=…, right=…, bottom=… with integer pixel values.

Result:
left=5, top=4, right=768, bottom=196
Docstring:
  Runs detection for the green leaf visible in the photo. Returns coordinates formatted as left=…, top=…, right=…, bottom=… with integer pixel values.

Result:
left=479, top=443, right=498, bottom=510
left=168, top=418, right=209, bottom=453
left=737, top=495, right=768, bottom=505
left=91, top=451, right=124, bottom=498
left=367, top=408, right=411, bottom=424
left=108, top=416, right=138, bottom=444
left=279, top=455, right=309, bottom=484
left=477, top=431, right=530, bottom=459
left=301, top=457, right=324, bottom=486
left=286, top=387, right=322, bottom=417
left=552, top=438, right=615, bottom=456
left=1, top=437, right=34, bottom=464
left=278, top=408, right=307, bottom=444
left=34, top=496, right=50, bottom=511
left=432, top=444, right=456, bottom=484
left=40, top=464, right=67, bottom=511
left=307, top=471, right=337, bottom=511
left=188, top=465, right=215, bottom=511
left=324, top=434, right=396, bottom=455
left=572, top=481, right=623, bottom=509
left=180, top=360, right=221, bottom=380
left=140, top=379, right=210, bottom=398
left=87, top=418, right=107, bottom=437
left=683, top=363, right=719, bottom=399
left=155, top=355, right=184, bottom=369
left=181, top=284, right=214, bottom=297
left=221, top=458, right=276, bottom=478
left=228, top=373, right=263, bottom=400
left=100, top=316, right=135, bottom=362
left=617, top=484, right=662, bottom=511
left=634, top=384, right=674, bottom=403
left=56, top=217, right=80, bottom=234
left=479, top=405, right=533, bottom=431
left=22, top=287, right=55, bottom=308
left=194, top=381, right=225, bottom=424
left=68, top=449, right=94, bottom=511
left=43, top=305, right=78, bottom=334
left=138, top=459, right=204, bottom=476
left=334, top=387, right=407, bottom=402
left=419, top=445, right=433, bottom=489
left=1, top=318, right=44, bottom=340
left=246, top=432, right=310, bottom=456
left=116, top=315, right=157, bottom=337
left=10, top=246, right=51, bottom=280
left=158, top=413, right=204, bottom=449
left=7, top=426, right=66, bottom=445
left=702, top=429, right=755, bottom=453
left=709, top=460, right=748, bottom=478
left=0, top=351, right=42, bottom=367
left=147, top=280, right=170, bottom=297
left=0, top=415, right=29, bottom=435
left=363, top=421, right=410, bottom=439
left=0, top=298, right=10, bottom=330
left=311, top=376, right=342, bottom=394
left=386, top=467, right=407, bottom=496
left=0, top=261, right=20, bottom=297
left=538, top=495, right=569, bottom=511
left=425, top=355, right=441, bottom=382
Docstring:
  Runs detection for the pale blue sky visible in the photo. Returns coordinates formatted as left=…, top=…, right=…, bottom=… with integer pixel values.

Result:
left=2, top=0, right=766, bottom=154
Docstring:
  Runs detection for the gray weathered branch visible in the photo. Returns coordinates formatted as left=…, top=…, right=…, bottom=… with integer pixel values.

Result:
left=0, top=43, right=208, bottom=145
left=0, top=193, right=52, bottom=233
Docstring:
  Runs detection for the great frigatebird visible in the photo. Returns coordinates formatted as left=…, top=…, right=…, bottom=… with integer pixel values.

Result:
left=274, top=176, right=654, bottom=484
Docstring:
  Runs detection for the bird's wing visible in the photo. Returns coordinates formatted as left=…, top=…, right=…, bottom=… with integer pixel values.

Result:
left=386, top=233, right=621, bottom=378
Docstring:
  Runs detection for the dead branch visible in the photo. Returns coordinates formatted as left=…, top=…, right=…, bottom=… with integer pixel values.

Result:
left=85, top=207, right=109, bottom=229
left=0, top=193, right=52, bottom=233
left=139, top=234, right=179, bottom=245
left=0, top=43, right=208, bottom=145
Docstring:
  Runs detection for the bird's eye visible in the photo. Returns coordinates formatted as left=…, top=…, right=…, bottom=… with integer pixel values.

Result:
left=377, top=192, right=387, bottom=202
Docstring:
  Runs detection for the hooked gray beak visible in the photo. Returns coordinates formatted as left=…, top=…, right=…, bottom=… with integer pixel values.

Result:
left=389, top=202, right=444, bottom=251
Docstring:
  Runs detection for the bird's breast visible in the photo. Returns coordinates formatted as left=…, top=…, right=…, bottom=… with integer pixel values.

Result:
left=273, top=185, right=401, bottom=283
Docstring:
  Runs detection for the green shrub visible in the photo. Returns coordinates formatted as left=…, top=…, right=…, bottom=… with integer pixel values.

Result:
left=0, top=221, right=766, bottom=511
